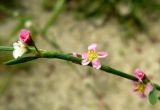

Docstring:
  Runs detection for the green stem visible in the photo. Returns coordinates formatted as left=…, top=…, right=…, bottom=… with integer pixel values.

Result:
left=33, top=43, right=41, bottom=56
left=41, top=51, right=138, bottom=81
left=1, top=46, right=160, bottom=91
left=42, top=51, right=160, bottom=91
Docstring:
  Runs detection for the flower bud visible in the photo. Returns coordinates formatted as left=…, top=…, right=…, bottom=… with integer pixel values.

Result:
left=134, top=69, right=145, bottom=82
left=19, top=29, right=33, bottom=46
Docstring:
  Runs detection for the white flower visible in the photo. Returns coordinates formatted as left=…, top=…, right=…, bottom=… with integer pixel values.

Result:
left=13, top=41, right=27, bottom=59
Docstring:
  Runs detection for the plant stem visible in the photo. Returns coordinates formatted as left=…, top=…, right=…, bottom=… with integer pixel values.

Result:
left=41, top=50, right=160, bottom=91
left=1, top=46, right=160, bottom=91
left=41, top=51, right=137, bottom=80
left=33, top=44, right=41, bottom=56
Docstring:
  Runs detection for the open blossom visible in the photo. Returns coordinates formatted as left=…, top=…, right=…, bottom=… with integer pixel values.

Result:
left=13, top=41, right=27, bottom=59
left=19, top=29, right=33, bottom=45
left=133, top=82, right=153, bottom=98
left=134, top=68, right=145, bottom=82
left=81, top=43, right=107, bottom=69
left=132, top=68, right=153, bottom=98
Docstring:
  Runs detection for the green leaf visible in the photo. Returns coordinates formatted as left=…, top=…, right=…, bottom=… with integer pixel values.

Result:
left=148, top=87, right=158, bottom=105
left=4, top=56, right=39, bottom=65
left=0, top=46, right=13, bottom=51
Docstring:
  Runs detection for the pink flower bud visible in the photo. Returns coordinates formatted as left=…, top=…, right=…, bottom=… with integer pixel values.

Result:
left=19, top=29, right=33, bottom=45
left=134, top=69, right=145, bottom=82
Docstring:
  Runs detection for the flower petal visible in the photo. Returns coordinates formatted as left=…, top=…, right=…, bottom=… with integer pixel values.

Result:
left=82, top=52, right=88, bottom=59
left=133, top=84, right=139, bottom=91
left=98, top=51, right=108, bottom=58
left=13, top=50, right=19, bottom=59
left=92, top=59, right=101, bottom=69
left=81, top=59, right=90, bottom=65
left=13, top=41, right=27, bottom=59
left=138, top=92, right=146, bottom=98
left=144, top=83, right=153, bottom=96
left=88, top=43, right=97, bottom=51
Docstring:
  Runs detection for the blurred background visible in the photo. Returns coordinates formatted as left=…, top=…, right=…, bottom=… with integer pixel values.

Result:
left=0, top=0, right=160, bottom=110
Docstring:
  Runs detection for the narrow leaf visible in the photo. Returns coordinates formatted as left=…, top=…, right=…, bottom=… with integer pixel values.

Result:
left=0, top=46, right=13, bottom=51
left=4, top=56, right=39, bottom=65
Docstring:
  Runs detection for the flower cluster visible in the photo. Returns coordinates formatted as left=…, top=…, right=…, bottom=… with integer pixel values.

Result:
left=132, top=69, right=153, bottom=98
left=12, top=29, right=156, bottom=103
left=13, top=29, right=38, bottom=59
left=72, top=44, right=154, bottom=99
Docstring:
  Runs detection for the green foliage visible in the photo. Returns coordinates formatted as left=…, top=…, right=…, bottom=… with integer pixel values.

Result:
left=42, top=0, right=66, bottom=35
left=1, top=45, right=160, bottom=104
left=41, top=0, right=66, bottom=50
left=66, top=0, right=160, bottom=40
left=0, top=0, right=21, bottom=9
left=4, top=56, right=39, bottom=65
left=0, top=46, right=13, bottom=51
left=0, top=0, right=23, bottom=20
left=148, top=86, right=158, bottom=105
left=42, top=0, right=56, bottom=10
left=68, top=0, right=160, bottom=21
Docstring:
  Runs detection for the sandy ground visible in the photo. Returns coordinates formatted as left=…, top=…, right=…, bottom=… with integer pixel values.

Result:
left=0, top=0, right=160, bottom=110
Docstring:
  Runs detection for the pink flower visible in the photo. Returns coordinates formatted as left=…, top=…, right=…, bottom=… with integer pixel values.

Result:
left=133, top=82, right=153, bottom=98
left=132, top=68, right=153, bottom=98
left=19, top=29, right=33, bottom=45
left=81, top=43, right=107, bottom=69
left=134, top=68, right=145, bottom=82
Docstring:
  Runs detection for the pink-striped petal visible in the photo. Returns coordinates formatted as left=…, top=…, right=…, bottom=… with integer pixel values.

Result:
left=144, top=83, right=153, bottom=96
left=138, top=92, right=146, bottom=98
left=133, top=86, right=138, bottom=92
left=81, top=59, right=90, bottom=65
left=98, top=51, right=108, bottom=58
left=88, top=43, right=97, bottom=51
left=132, top=81, right=139, bottom=92
left=92, top=59, right=101, bottom=69
left=82, top=52, right=88, bottom=59
left=134, top=68, right=145, bottom=82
